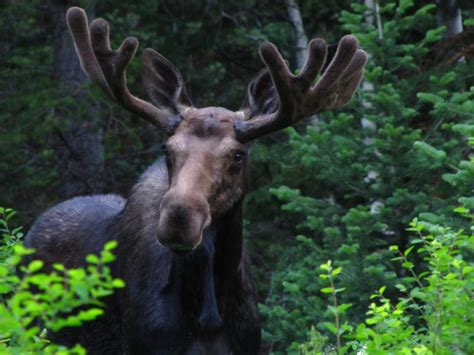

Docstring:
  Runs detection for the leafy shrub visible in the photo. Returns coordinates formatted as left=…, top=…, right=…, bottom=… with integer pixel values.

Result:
left=0, top=208, right=124, bottom=353
left=258, top=1, right=474, bottom=353
left=299, top=210, right=474, bottom=354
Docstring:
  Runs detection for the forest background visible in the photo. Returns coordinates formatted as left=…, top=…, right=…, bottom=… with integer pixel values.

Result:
left=1, top=0, right=474, bottom=353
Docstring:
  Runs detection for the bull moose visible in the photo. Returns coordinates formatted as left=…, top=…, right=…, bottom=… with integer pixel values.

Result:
left=25, top=6, right=367, bottom=354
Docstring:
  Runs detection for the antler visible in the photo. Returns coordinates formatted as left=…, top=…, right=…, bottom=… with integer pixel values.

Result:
left=235, top=36, right=368, bottom=142
left=66, top=7, right=181, bottom=134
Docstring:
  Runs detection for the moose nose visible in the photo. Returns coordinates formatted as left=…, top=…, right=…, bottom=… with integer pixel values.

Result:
left=157, top=192, right=210, bottom=253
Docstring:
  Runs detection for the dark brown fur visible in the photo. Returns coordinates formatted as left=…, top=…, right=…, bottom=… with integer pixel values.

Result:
left=26, top=155, right=260, bottom=354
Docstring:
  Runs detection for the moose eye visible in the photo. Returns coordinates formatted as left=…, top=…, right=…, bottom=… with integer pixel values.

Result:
left=161, top=144, right=169, bottom=156
left=234, top=150, right=246, bottom=163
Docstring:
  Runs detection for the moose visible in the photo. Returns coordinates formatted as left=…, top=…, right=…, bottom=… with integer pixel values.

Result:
left=25, top=6, right=367, bottom=355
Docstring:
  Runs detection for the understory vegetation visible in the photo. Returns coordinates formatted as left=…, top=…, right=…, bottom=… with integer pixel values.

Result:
left=257, top=2, right=474, bottom=353
left=1, top=0, right=473, bottom=353
left=0, top=208, right=124, bottom=354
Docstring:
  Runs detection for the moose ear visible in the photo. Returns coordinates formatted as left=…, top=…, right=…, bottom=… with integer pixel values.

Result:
left=142, top=48, right=193, bottom=115
left=240, top=69, right=278, bottom=118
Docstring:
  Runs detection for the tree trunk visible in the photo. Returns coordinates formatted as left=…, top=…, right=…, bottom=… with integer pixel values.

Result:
left=50, top=0, right=104, bottom=199
left=364, top=0, right=383, bottom=40
left=361, top=0, right=376, bottom=123
left=437, top=0, right=463, bottom=37
left=284, top=0, right=308, bottom=69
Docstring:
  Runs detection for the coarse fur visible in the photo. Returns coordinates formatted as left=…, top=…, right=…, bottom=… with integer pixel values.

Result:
left=26, top=158, right=260, bottom=354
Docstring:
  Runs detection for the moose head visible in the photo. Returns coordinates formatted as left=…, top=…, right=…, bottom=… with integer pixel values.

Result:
left=66, top=7, right=367, bottom=253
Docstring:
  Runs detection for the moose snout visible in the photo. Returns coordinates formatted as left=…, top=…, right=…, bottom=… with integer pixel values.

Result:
left=157, top=191, right=211, bottom=253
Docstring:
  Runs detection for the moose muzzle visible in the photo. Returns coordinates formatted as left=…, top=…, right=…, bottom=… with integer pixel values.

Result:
left=157, top=191, right=211, bottom=253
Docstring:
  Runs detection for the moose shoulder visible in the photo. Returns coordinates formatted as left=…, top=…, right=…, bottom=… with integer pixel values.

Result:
left=25, top=6, right=367, bottom=354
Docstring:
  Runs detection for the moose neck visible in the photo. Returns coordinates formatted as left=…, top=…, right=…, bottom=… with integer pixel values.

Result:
left=117, top=158, right=247, bottom=329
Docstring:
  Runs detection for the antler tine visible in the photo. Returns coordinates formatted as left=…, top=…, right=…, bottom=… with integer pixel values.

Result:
left=235, top=35, right=367, bottom=142
left=296, top=38, right=328, bottom=90
left=66, top=7, right=180, bottom=134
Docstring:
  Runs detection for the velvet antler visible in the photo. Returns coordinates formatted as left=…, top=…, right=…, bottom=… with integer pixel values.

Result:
left=235, top=36, right=367, bottom=142
left=66, top=7, right=191, bottom=135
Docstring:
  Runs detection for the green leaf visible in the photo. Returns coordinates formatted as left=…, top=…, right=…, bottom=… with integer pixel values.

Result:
left=104, top=240, right=118, bottom=251
left=322, top=322, right=338, bottom=335
left=404, top=246, right=415, bottom=257
left=112, top=279, right=125, bottom=288
left=454, top=207, right=469, bottom=214
left=53, top=263, right=65, bottom=271
left=86, top=254, right=100, bottom=264
left=414, top=141, right=446, bottom=161
left=366, top=317, right=378, bottom=325
left=464, top=18, right=474, bottom=26
left=27, top=260, right=44, bottom=273
left=398, top=0, right=414, bottom=14
left=78, top=308, right=104, bottom=321
left=101, top=251, right=116, bottom=263
left=338, top=303, right=352, bottom=313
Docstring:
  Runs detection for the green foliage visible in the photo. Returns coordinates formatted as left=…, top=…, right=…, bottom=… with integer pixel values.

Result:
left=0, top=209, right=124, bottom=353
left=0, top=208, right=24, bottom=261
left=2, top=1, right=474, bottom=353
left=298, top=210, right=474, bottom=354
left=257, top=1, right=474, bottom=353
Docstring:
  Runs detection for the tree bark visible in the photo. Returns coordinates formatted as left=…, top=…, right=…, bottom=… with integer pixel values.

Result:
left=50, top=0, right=104, bottom=199
left=284, top=0, right=308, bottom=69
left=437, top=0, right=463, bottom=37
left=364, top=0, right=383, bottom=40
left=361, top=0, right=376, bottom=119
